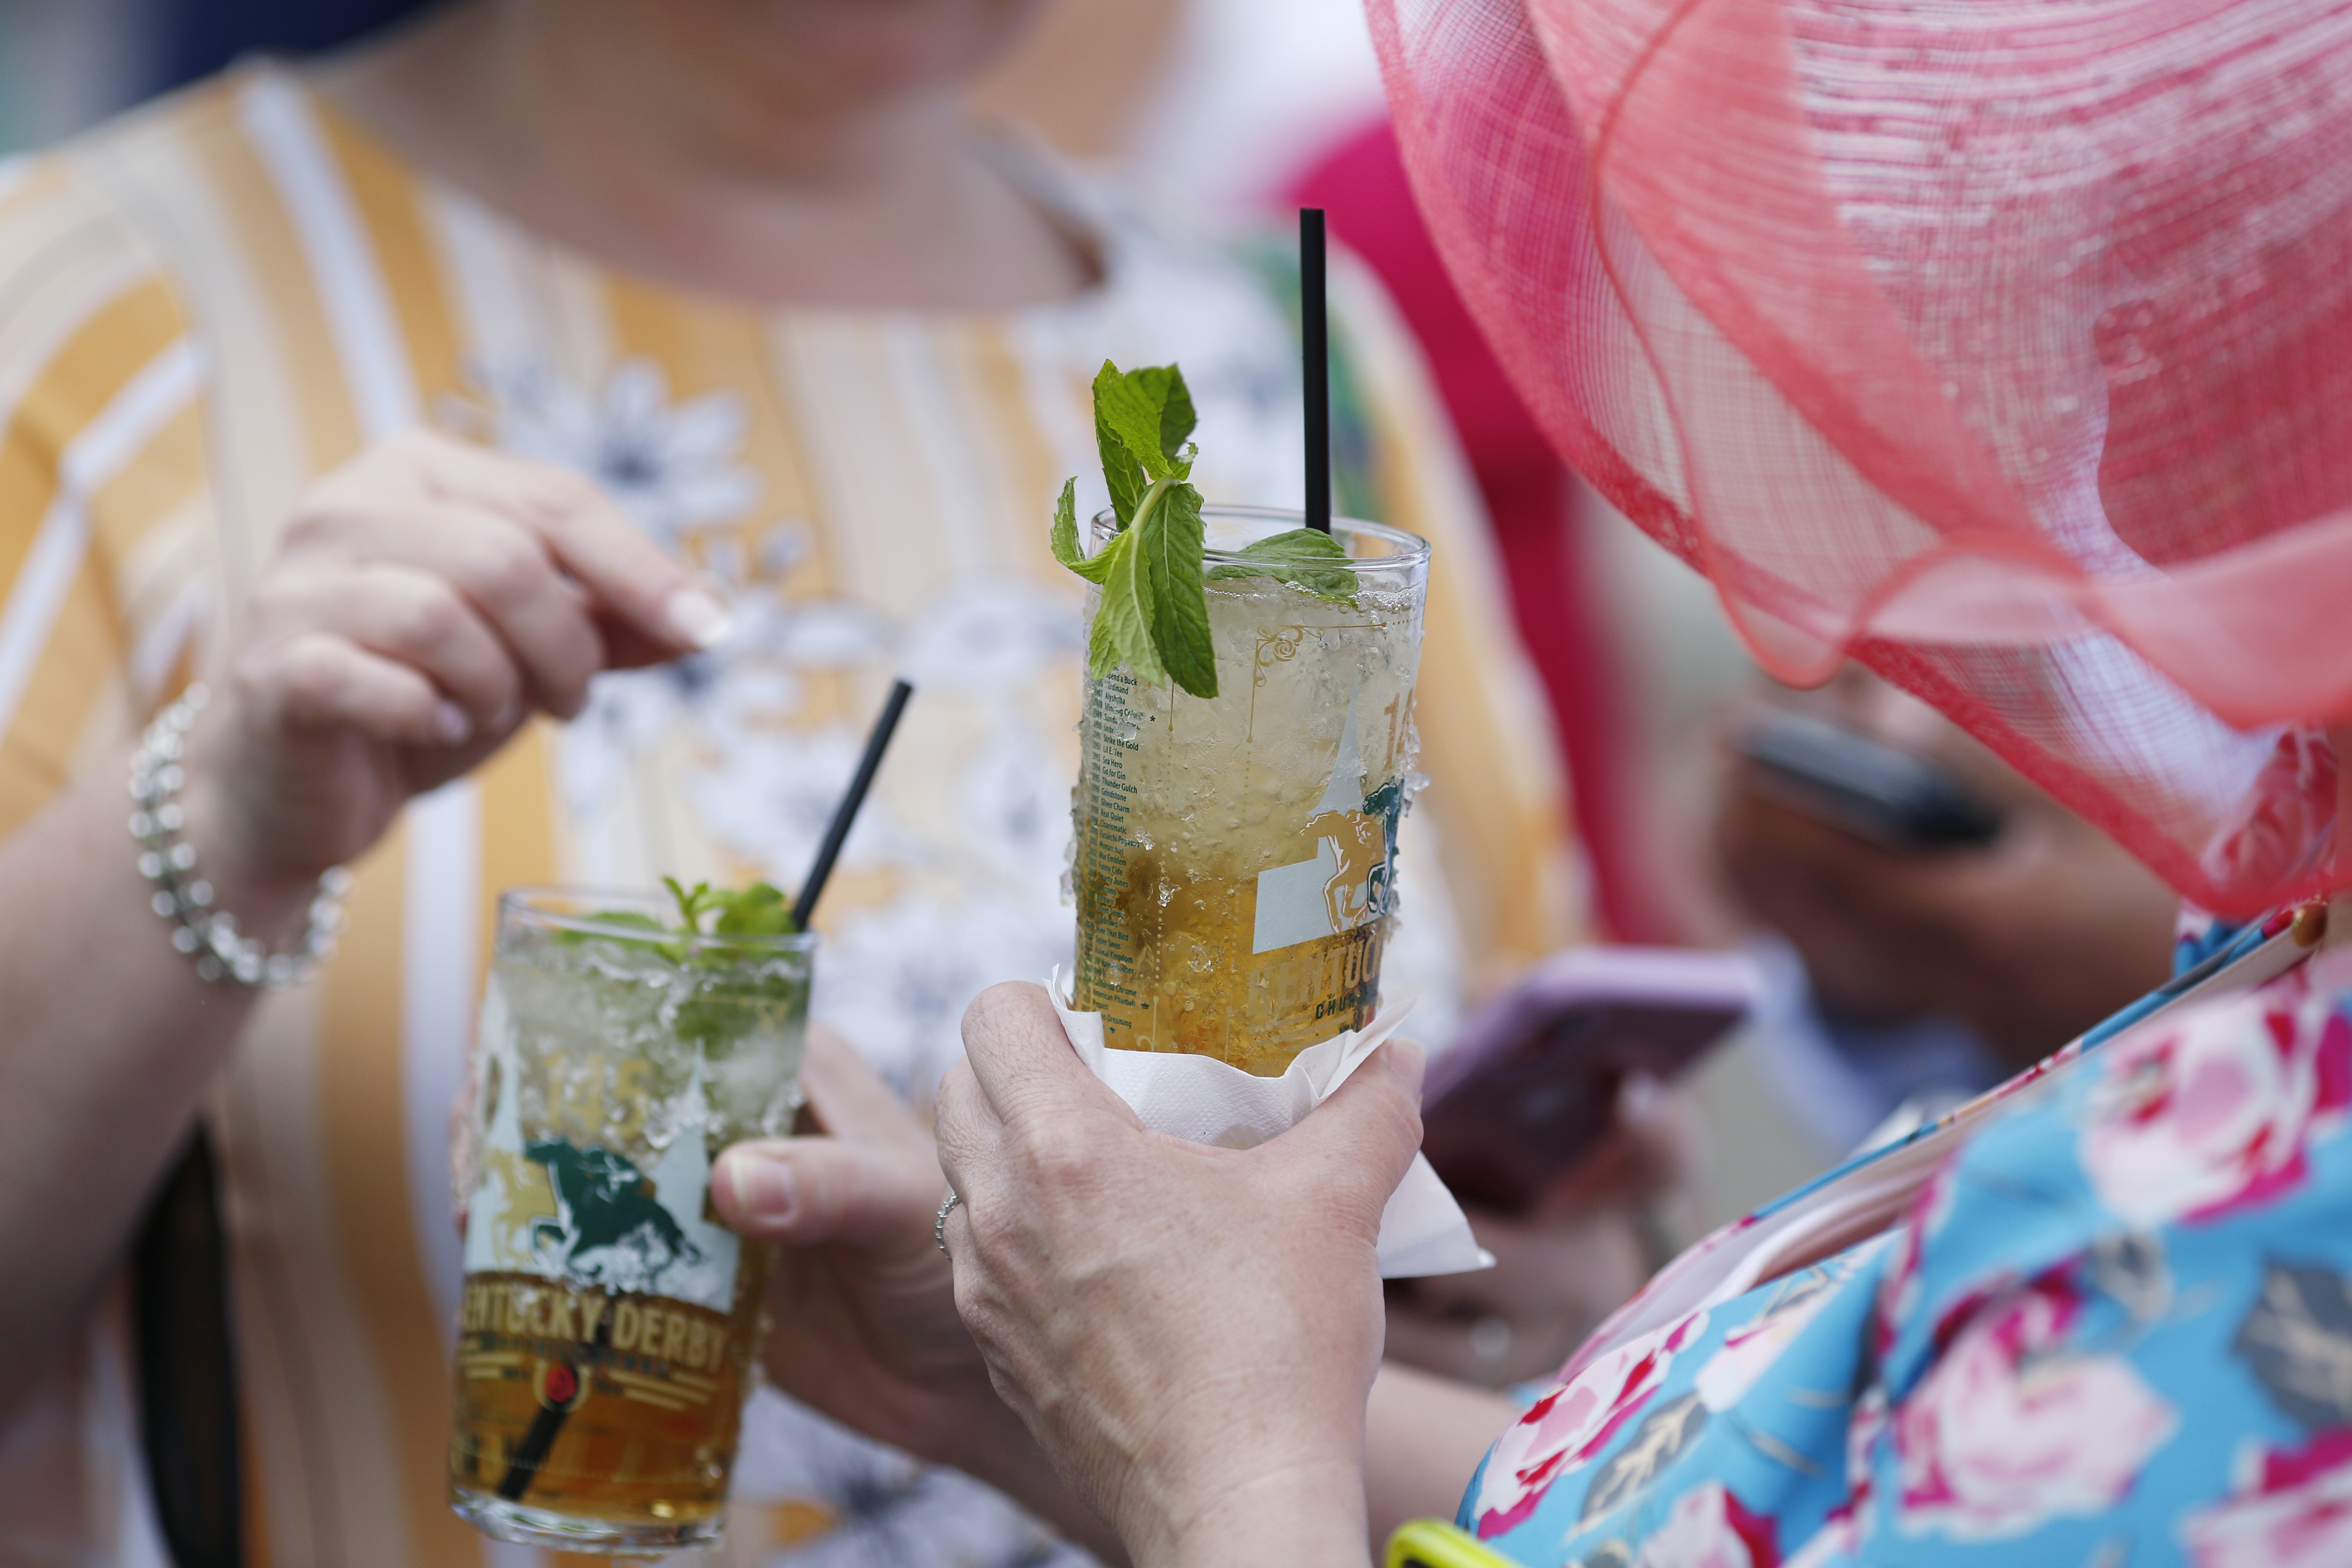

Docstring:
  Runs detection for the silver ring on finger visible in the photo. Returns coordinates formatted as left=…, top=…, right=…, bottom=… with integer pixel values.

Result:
left=936, top=1190, right=962, bottom=1258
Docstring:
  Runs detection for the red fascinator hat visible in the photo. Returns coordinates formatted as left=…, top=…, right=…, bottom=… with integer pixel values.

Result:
left=1370, top=0, right=2352, bottom=915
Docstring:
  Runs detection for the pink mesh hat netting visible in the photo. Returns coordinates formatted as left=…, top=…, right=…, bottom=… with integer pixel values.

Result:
left=1367, top=0, right=2352, bottom=916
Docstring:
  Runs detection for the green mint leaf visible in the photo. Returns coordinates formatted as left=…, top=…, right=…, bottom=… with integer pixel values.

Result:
left=1050, top=478, right=1111, bottom=583
left=1138, top=480, right=1216, bottom=697
left=552, top=907, right=671, bottom=957
left=1205, top=528, right=1360, bottom=606
left=1127, top=363, right=1197, bottom=466
left=1093, top=360, right=1175, bottom=483
left=1057, top=360, right=1223, bottom=692
left=566, top=882, right=805, bottom=988
left=1086, top=527, right=1167, bottom=686
left=1229, top=528, right=1351, bottom=562
left=663, top=875, right=715, bottom=932
left=711, top=881, right=796, bottom=937
left=1095, top=411, right=1147, bottom=527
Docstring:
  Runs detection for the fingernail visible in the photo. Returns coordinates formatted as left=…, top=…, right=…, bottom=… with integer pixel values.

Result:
left=726, top=1152, right=796, bottom=1226
left=666, top=586, right=734, bottom=650
left=431, top=700, right=472, bottom=745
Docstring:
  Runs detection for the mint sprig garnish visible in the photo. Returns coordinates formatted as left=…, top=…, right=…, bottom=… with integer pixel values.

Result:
left=1050, top=360, right=1218, bottom=697
left=1051, top=362, right=1365, bottom=691
left=562, top=878, right=799, bottom=962
left=663, top=875, right=796, bottom=939
left=550, top=879, right=805, bottom=1062
left=1205, top=527, right=1358, bottom=606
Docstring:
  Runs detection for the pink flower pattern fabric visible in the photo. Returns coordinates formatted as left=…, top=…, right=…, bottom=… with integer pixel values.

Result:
left=2179, top=1429, right=2352, bottom=1567
left=1463, top=955, right=2352, bottom=1566
left=1472, top=1311, right=1710, bottom=1535
left=1631, top=1483, right=1779, bottom=1568
left=2082, top=986, right=2352, bottom=1226
left=1892, top=1275, right=2175, bottom=1537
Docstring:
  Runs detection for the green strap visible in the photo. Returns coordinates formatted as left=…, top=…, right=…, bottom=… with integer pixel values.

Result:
left=1387, top=1517, right=1521, bottom=1568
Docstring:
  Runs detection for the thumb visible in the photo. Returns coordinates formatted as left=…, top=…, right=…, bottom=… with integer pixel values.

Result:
left=1265, top=1038, right=1426, bottom=1221
left=713, top=1136, right=941, bottom=1251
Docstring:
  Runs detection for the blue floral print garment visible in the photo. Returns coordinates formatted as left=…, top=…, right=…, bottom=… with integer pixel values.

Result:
left=1459, top=954, right=2352, bottom=1566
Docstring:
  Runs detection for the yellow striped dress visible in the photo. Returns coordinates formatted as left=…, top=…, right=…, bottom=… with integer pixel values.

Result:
left=0, top=62, right=1582, bottom=1568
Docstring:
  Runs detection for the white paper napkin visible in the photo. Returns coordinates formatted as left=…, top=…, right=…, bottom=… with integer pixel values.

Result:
left=1048, top=972, right=1493, bottom=1278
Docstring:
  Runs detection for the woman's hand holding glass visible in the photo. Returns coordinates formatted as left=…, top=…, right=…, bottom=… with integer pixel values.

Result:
left=718, top=982, right=1428, bottom=1566
left=182, top=428, right=725, bottom=901
left=930, top=982, right=1425, bottom=1568
left=711, top=1021, right=1122, bottom=1560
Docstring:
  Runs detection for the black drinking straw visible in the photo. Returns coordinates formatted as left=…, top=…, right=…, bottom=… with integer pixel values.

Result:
left=1301, top=208, right=1333, bottom=534
left=792, top=678, right=914, bottom=928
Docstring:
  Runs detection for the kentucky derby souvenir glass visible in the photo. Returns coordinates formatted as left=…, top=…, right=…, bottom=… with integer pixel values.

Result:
left=449, top=888, right=816, bottom=1552
left=1072, top=506, right=1430, bottom=1075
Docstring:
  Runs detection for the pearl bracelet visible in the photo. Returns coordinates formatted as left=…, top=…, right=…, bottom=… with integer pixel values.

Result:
left=129, top=683, right=351, bottom=988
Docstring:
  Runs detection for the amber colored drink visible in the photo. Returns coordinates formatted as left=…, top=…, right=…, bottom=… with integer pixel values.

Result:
left=448, top=1261, right=770, bottom=1539
left=449, top=889, right=815, bottom=1553
left=1072, top=508, right=1429, bottom=1075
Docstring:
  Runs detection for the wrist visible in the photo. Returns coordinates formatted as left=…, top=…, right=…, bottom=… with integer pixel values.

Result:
left=139, top=690, right=349, bottom=985
left=1138, top=1456, right=1370, bottom=1568
left=173, top=767, right=319, bottom=940
left=930, top=1382, right=1132, bottom=1562
left=923, top=1368, right=1033, bottom=1481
